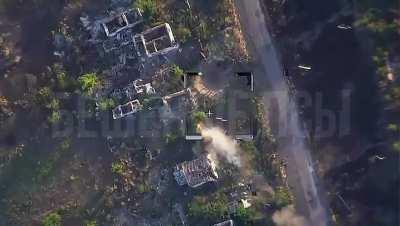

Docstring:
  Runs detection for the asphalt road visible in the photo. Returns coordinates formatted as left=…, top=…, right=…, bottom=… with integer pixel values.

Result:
left=233, top=0, right=330, bottom=225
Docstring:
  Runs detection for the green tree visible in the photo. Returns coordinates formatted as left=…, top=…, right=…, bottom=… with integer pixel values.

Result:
left=111, top=161, right=125, bottom=175
left=46, top=98, right=60, bottom=110
left=355, top=9, right=397, bottom=46
left=78, top=73, right=100, bottom=96
left=171, top=64, right=184, bottom=79
left=193, top=111, right=206, bottom=124
left=48, top=111, right=61, bottom=124
left=134, top=0, right=157, bottom=22
left=98, top=98, right=115, bottom=111
left=42, top=212, right=62, bottom=226
left=36, top=87, right=53, bottom=105
left=188, top=195, right=228, bottom=221
left=392, top=141, right=400, bottom=153
left=387, top=123, right=399, bottom=132
left=233, top=206, right=255, bottom=226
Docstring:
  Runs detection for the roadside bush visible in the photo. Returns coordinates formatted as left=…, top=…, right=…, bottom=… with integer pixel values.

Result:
left=274, top=186, right=292, bottom=208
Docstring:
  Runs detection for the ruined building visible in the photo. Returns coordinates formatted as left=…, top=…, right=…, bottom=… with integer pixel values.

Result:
left=82, top=9, right=179, bottom=78
left=101, top=8, right=143, bottom=37
left=112, top=99, right=142, bottom=120
left=173, top=154, right=218, bottom=188
left=213, top=220, right=234, bottom=226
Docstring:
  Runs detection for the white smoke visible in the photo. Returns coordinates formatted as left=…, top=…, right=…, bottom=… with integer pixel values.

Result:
left=200, top=126, right=241, bottom=167
left=272, top=205, right=306, bottom=226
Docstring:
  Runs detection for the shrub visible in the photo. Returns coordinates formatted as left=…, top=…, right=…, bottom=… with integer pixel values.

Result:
left=171, top=64, right=184, bottom=79
left=188, top=195, right=228, bottom=221
left=134, top=0, right=157, bottom=22
left=84, top=220, right=97, bottom=226
left=98, top=98, right=115, bottom=111
left=46, top=98, right=60, bottom=110
left=111, top=161, right=125, bottom=175
left=233, top=206, right=256, bottom=226
left=48, top=110, right=61, bottom=124
left=78, top=73, right=99, bottom=96
left=393, top=141, right=400, bottom=153
left=42, top=212, right=62, bottom=226
left=36, top=87, right=53, bottom=105
left=274, top=186, right=292, bottom=208
left=193, top=111, right=206, bottom=124
left=176, top=26, right=192, bottom=43
left=387, top=124, right=399, bottom=132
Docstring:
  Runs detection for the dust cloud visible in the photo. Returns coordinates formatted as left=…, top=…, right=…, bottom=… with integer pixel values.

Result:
left=200, top=126, right=241, bottom=167
left=272, top=205, right=306, bottom=226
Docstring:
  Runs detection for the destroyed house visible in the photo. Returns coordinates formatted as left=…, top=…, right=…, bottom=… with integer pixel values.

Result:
left=112, top=99, right=142, bottom=119
left=185, top=72, right=255, bottom=141
left=213, top=220, right=234, bottom=226
left=136, top=23, right=178, bottom=57
left=173, top=154, right=218, bottom=188
left=110, top=79, right=155, bottom=101
left=163, top=88, right=194, bottom=113
left=101, top=8, right=143, bottom=37
left=133, top=79, right=155, bottom=95
left=102, top=23, right=177, bottom=74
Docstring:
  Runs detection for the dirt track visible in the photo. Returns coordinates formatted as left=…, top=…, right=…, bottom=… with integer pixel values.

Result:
left=233, top=0, right=330, bottom=225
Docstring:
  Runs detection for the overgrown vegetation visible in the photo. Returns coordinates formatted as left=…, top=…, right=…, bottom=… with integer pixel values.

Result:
left=78, top=73, right=100, bottom=96
left=273, top=186, right=292, bottom=208
left=111, top=161, right=126, bottom=175
left=322, top=2, right=400, bottom=225
left=97, top=98, right=115, bottom=111
left=188, top=194, right=228, bottom=222
left=36, top=139, right=70, bottom=181
left=171, top=64, right=184, bottom=80
left=134, top=0, right=157, bottom=23
left=84, top=220, right=97, bottom=226
left=167, top=64, right=184, bottom=92
left=232, top=206, right=256, bottom=226
left=192, top=111, right=206, bottom=124
left=35, top=87, right=62, bottom=124
left=42, top=212, right=62, bottom=226
left=354, top=0, right=399, bottom=119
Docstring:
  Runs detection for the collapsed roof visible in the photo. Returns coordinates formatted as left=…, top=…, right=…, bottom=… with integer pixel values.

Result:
left=112, top=99, right=143, bottom=119
left=138, top=23, right=178, bottom=57
left=213, top=220, right=234, bottom=226
left=173, top=154, right=218, bottom=188
left=101, top=8, right=143, bottom=37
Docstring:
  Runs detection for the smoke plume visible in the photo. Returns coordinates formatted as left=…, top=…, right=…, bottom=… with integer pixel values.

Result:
left=200, top=126, right=241, bottom=167
left=272, top=205, right=306, bottom=226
